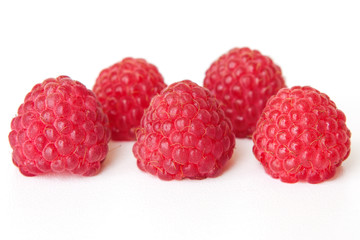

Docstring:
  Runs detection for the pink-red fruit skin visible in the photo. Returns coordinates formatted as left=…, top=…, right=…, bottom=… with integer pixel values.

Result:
left=204, top=47, right=286, bottom=138
left=93, top=57, right=166, bottom=141
left=252, top=86, right=351, bottom=184
left=133, top=80, right=236, bottom=180
left=9, top=76, right=111, bottom=176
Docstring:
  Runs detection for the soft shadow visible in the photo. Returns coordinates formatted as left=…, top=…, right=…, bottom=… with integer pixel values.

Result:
left=101, top=140, right=133, bottom=171
left=219, top=138, right=252, bottom=176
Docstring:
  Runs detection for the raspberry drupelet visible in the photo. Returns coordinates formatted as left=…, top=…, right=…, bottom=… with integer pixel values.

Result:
left=204, top=47, right=286, bottom=138
left=9, top=76, right=111, bottom=176
left=133, top=80, right=236, bottom=180
left=252, top=86, right=351, bottom=183
left=93, top=57, right=166, bottom=141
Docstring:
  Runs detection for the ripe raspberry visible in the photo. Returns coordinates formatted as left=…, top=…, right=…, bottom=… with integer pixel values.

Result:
left=132, top=80, right=236, bottom=180
left=204, top=47, right=286, bottom=138
left=252, top=86, right=351, bottom=183
left=8, top=76, right=111, bottom=177
left=93, top=57, right=166, bottom=140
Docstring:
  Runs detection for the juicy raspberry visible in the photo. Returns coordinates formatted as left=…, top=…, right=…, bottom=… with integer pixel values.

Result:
left=8, top=76, right=111, bottom=176
left=204, top=47, right=286, bottom=138
left=132, top=80, right=236, bottom=180
left=93, top=57, right=166, bottom=140
left=252, top=86, right=351, bottom=184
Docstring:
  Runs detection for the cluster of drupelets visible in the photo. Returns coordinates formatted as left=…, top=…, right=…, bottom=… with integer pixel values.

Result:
left=9, top=47, right=351, bottom=183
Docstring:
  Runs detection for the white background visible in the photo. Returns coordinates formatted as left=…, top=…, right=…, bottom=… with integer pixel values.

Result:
left=1, top=0, right=359, bottom=239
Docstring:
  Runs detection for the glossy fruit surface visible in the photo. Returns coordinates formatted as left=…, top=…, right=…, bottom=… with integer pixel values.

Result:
left=9, top=76, right=110, bottom=176
left=93, top=57, right=166, bottom=140
left=252, top=86, right=351, bottom=183
left=133, top=80, right=235, bottom=180
left=204, top=47, right=286, bottom=138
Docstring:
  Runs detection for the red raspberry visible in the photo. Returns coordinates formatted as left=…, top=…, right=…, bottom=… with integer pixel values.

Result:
left=204, top=47, right=286, bottom=138
left=132, top=80, right=236, bottom=180
left=252, top=86, right=351, bottom=183
left=93, top=57, right=166, bottom=140
left=8, top=76, right=111, bottom=177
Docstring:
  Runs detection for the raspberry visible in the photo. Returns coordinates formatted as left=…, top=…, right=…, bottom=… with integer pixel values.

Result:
left=204, top=47, right=286, bottom=138
left=93, top=57, right=166, bottom=140
left=132, top=80, right=236, bottom=180
left=8, top=76, right=111, bottom=177
left=252, top=86, right=351, bottom=183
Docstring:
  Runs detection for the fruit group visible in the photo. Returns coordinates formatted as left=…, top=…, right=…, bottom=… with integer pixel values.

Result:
left=252, top=86, right=351, bottom=183
left=93, top=57, right=166, bottom=140
left=133, top=80, right=236, bottom=180
left=204, top=47, right=286, bottom=138
left=8, top=76, right=111, bottom=176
